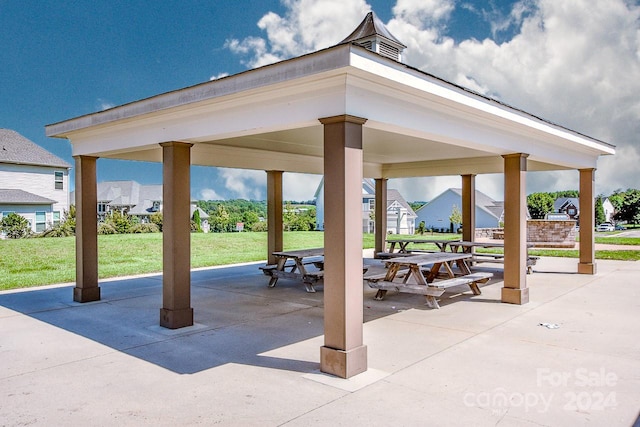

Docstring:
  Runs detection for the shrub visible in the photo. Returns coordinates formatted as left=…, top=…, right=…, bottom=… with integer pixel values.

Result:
left=130, top=223, right=160, bottom=233
left=40, top=223, right=74, bottom=237
left=150, top=212, right=163, bottom=231
left=104, top=211, right=134, bottom=234
left=40, top=207, right=76, bottom=237
left=0, top=213, right=31, bottom=239
left=251, top=221, right=268, bottom=232
left=98, top=222, right=118, bottom=235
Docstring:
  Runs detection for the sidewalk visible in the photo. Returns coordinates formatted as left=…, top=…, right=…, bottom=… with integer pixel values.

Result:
left=0, top=257, right=638, bottom=426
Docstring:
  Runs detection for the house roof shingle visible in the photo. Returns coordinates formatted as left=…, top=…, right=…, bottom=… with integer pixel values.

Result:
left=0, top=189, right=56, bottom=205
left=0, top=129, right=71, bottom=168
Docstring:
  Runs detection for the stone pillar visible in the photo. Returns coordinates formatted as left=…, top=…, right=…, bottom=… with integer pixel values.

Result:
left=578, top=168, right=597, bottom=274
left=501, top=154, right=529, bottom=305
left=267, top=171, right=284, bottom=265
left=461, top=174, right=476, bottom=242
left=319, top=115, right=368, bottom=378
left=160, top=142, right=194, bottom=329
left=73, top=155, right=100, bottom=303
left=374, top=178, right=388, bottom=257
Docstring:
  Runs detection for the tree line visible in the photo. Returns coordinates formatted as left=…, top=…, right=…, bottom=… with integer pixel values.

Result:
left=526, top=189, right=640, bottom=224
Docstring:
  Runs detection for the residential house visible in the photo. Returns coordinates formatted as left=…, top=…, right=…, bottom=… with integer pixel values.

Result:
left=72, top=180, right=209, bottom=231
left=415, top=188, right=505, bottom=231
left=0, top=129, right=70, bottom=233
left=315, top=178, right=416, bottom=234
left=554, top=197, right=579, bottom=219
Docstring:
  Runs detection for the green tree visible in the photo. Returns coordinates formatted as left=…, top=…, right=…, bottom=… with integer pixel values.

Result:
left=192, top=209, right=202, bottom=232
left=449, top=205, right=462, bottom=224
left=608, top=190, right=625, bottom=211
left=527, top=193, right=555, bottom=219
left=0, top=213, right=30, bottom=239
left=614, top=189, right=640, bottom=224
left=595, top=196, right=606, bottom=225
left=210, top=204, right=231, bottom=232
left=416, top=220, right=426, bottom=235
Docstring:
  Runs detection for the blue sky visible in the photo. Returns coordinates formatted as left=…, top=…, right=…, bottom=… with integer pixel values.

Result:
left=2, top=0, right=638, bottom=202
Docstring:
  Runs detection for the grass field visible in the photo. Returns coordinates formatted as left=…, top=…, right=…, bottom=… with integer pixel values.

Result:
left=0, top=232, right=374, bottom=290
left=1, top=231, right=638, bottom=291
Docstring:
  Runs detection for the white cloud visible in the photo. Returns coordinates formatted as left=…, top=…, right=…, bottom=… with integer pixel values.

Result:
left=283, top=173, right=322, bottom=201
left=200, top=188, right=224, bottom=200
left=219, top=168, right=265, bottom=200
left=225, top=0, right=640, bottom=200
left=209, top=72, right=229, bottom=81
left=97, top=98, right=115, bottom=111
left=225, top=0, right=371, bottom=68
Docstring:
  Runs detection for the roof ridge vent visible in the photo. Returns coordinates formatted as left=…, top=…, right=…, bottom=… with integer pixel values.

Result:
left=338, top=11, right=406, bottom=62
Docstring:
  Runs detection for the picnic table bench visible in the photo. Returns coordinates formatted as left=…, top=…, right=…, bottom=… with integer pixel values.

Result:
left=448, top=241, right=539, bottom=274
left=364, top=252, right=493, bottom=308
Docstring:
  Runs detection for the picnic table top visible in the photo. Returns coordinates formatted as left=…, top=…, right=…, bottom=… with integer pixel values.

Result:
left=385, top=251, right=471, bottom=266
left=385, top=238, right=461, bottom=244
left=271, top=248, right=324, bottom=258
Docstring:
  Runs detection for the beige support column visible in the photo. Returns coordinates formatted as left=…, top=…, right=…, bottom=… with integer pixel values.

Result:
left=319, top=115, right=368, bottom=379
left=578, top=168, right=597, bottom=274
left=461, top=174, right=476, bottom=242
left=267, top=171, right=284, bottom=265
left=73, top=155, right=100, bottom=302
left=160, top=142, right=194, bottom=329
left=501, top=154, right=529, bottom=305
left=374, top=178, right=388, bottom=257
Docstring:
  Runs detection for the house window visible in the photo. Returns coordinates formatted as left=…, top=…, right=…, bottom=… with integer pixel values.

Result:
left=369, top=199, right=375, bottom=211
left=53, top=211, right=61, bottom=226
left=35, top=211, right=46, bottom=232
left=54, top=171, right=64, bottom=190
left=98, top=203, right=107, bottom=214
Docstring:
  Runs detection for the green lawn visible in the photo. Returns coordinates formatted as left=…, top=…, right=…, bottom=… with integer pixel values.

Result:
left=1, top=231, right=638, bottom=291
left=0, top=232, right=375, bottom=291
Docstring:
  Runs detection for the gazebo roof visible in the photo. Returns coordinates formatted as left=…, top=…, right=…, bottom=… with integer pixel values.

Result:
left=46, top=34, right=614, bottom=178
left=339, top=11, right=406, bottom=49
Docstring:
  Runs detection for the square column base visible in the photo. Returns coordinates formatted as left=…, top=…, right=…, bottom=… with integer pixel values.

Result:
left=501, top=287, right=529, bottom=305
left=578, top=262, right=597, bottom=275
left=73, top=286, right=100, bottom=303
left=160, top=307, right=194, bottom=329
left=320, top=345, right=367, bottom=379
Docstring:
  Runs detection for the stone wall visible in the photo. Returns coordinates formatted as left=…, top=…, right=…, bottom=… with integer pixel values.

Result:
left=476, top=220, right=577, bottom=248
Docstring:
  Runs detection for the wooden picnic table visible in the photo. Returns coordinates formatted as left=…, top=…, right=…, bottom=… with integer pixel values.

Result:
left=383, top=238, right=461, bottom=255
left=364, top=252, right=493, bottom=308
left=260, top=248, right=325, bottom=292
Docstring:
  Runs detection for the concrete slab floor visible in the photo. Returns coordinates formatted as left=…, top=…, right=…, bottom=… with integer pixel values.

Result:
left=0, top=257, right=638, bottom=426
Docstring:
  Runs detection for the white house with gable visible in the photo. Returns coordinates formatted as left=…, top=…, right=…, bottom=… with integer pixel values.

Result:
left=0, top=129, right=71, bottom=233
left=415, top=188, right=505, bottom=231
left=315, top=178, right=416, bottom=234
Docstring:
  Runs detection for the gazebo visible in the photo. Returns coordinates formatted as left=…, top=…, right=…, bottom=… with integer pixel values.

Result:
left=45, top=12, right=614, bottom=378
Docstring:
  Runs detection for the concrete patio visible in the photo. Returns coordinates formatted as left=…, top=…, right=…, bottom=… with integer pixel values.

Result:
left=1, top=256, right=638, bottom=426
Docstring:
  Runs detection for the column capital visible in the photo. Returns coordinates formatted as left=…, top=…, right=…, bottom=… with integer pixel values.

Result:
left=318, top=115, right=367, bottom=125
left=159, top=141, right=194, bottom=148
left=578, top=167, right=597, bottom=173
left=501, top=153, right=529, bottom=159
left=72, top=155, right=99, bottom=160
left=502, top=153, right=529, bottom=171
